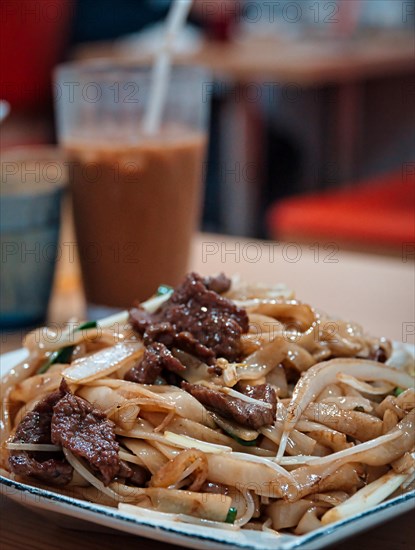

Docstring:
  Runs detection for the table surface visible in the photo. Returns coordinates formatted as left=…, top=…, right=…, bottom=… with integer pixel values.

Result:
left=1, top=233, right=414, bottom=549
left=74, top=31, right=415, bottom=84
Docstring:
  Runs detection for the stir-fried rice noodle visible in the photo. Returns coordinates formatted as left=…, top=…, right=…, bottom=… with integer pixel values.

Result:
left=1, top=276, right=414, bottom=535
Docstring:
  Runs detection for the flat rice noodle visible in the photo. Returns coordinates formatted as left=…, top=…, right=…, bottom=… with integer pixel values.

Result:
left=122, top=439, right=169, bottom=474
left=288, top=462, right=364, bottom=502
left=282, top=344, right=315, bottom=373
left=316, top=384, right=343, bottom=401
left=278, top=359, right=414, bottom=460
left=77, top=386, right=127, bottom=412
left=260, top=425, right=317, bottom=457
left=9, top=366, right=66, bottom=403
left=294, top=506, right=324, bottom=535
left=146, top=386, right=217, bottom=428
left=171, top=349, right=210, bottom=384
left=266, top=364, right=288, bottom=397
left=307, top=410, right=415, bottom=468
left=376, top=396, right=405, bottom=421
left=382, top=409, right=400, bottom=433
left=149, top=449, right=208, bottom=491
left=266, top=499, right=313, bottom=530
left=391, top=452, right=415, bottom=475
left=296, top=421, right=351, bottom=452
left=92, top=380, right=216, bottom=428
left=303, top=403, right=383, bottom=441
left=319, top=395, right=373, bottom=413
left=234, top=337, right=288, bottom=382
left=308, top=491, right=350, bottom=507
left=139, top=488, right=232, bottom=522
left=395, top=389, right=415, bottom=411
left=206, top=454, right=291, bottom=498
left=249, top=302, right=315, bottom=332
left=247, top=313, right=284, bottom=342
left=325, top=336, right=363, bottom=357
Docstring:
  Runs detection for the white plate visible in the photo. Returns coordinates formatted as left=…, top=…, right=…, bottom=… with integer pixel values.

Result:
left=1, top=345, right=414, bottom=550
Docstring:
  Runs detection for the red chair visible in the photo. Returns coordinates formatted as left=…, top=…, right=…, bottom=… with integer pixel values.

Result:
left=0, top=0, right=73, bottom=110
left=267, top=169, right=415, bottom=254
left=0, top=0, right=73, bottom=147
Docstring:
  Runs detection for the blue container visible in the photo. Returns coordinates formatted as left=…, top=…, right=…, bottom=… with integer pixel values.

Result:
left=0, top=148, right=66, bottom=328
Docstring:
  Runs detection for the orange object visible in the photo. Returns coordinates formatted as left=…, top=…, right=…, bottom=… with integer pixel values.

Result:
left=267, top=170, right=415, bottom=251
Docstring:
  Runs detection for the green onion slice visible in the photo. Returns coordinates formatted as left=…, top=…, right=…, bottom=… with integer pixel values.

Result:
left=156, top=284, right=173, bottom=296
left=225, top=506, right=237, bottom=524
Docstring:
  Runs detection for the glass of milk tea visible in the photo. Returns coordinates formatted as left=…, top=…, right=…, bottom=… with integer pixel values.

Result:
left=54, top=62, right=210, bottom=317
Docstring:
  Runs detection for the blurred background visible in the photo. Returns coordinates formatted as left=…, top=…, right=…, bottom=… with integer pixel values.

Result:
left=1, top=0, right=414, bottom=254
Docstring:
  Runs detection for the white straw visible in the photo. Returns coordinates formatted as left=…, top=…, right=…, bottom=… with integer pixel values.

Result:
left=143, top=0, right=193, bottom=135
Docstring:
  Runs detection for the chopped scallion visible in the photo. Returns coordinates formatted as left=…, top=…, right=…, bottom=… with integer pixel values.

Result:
left=156, top=284, right=173, bottom=296
left=231, top=435, right=258, bottom=446
left=77, top=320, right=97, bottom=331
left=225, top=506, right=237, bottom=524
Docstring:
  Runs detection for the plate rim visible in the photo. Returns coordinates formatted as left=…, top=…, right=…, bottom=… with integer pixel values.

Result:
left=1, top=473, right=414, bottom=550
left=1, top=342, right=414, bottom=550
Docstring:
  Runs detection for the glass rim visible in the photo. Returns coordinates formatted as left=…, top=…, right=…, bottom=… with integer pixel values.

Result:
left=54, top=60, right=210, bottom=82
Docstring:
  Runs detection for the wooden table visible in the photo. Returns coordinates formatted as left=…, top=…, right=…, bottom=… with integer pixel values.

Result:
left=1, top=233, right=414, bottom=549
left=74, top=32, right=415, bottom=84
left=74, top=32, right=415, bottom=236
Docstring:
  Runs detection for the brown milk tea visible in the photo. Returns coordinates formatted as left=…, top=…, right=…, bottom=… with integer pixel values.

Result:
left=65, top=132, right=206, bottom=308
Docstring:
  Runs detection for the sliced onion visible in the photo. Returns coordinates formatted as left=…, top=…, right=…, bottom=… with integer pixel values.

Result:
left=97, top=310, right=129, bottom=329
left=62, top=342, right=143, bottom=383
left=163, top=431, right=233, bottom=454
left=249, top=301, right=315, bottom=332
left=321, top=470, right=409, bottom=525
left=141, top=292, right=172, bottom=313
